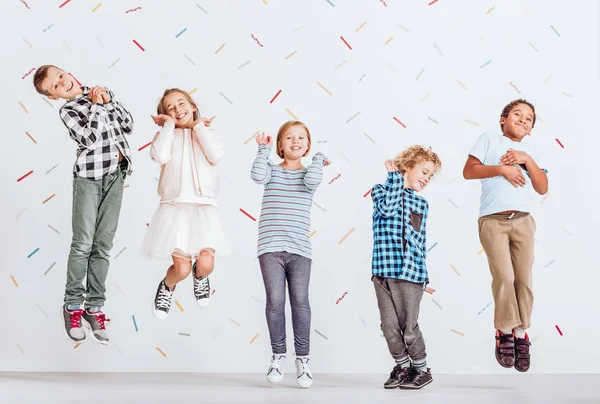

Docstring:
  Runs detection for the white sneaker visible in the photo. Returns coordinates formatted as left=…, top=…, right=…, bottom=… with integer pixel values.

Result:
left=295, top=357, right=313, bottom=388
left=266, top=354, right=286, bottom=383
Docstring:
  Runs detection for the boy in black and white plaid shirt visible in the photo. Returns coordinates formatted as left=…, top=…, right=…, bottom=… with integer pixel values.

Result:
left=34, top=65, right=134, bottom=345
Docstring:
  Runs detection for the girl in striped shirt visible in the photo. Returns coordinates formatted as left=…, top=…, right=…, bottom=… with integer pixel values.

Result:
left=250, top=121, right=330, bottom=388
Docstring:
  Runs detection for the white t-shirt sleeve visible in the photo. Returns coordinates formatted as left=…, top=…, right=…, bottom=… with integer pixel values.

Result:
left=468, top=132, right=492, bottom=164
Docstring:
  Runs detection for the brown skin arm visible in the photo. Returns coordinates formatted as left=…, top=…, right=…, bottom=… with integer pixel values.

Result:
left=524, top=158, right=549, bottom=195
left=462, top=155, right=504, bottom=180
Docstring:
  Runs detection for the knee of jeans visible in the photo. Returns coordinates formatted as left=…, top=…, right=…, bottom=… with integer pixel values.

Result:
left=71, top=240, right=93, bottom=255
left=494, top=270, right=515, bottom=285
left=266, top=292, right=286, bottom=309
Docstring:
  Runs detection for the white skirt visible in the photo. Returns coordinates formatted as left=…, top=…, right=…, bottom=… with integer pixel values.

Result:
left=141, top=203, right=231, bottom=261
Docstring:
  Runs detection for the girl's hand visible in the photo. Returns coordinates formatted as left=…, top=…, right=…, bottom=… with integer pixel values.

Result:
left=323, top=158, right=331, bottom=167
left=255, top=132, right=273, bottom=147
left=191, top=116, right=215, bottom=128
left=384, top=159, right=397, bottom=173
left=152, top=114, right=175, bottom=127
left=425, top=286, right=436, bottom=294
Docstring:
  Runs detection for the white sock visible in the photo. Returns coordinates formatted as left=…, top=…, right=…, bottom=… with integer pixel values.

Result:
left=513, top=327, right=526, bottom=339
left=499, top=328, right=512, bottom=335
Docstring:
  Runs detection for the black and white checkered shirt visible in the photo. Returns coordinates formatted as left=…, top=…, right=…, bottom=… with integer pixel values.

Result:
left=59, top=86, right=134, bottom=180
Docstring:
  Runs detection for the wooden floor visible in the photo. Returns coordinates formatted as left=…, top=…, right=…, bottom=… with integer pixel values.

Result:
left=0, top=372, right=598, bottom=403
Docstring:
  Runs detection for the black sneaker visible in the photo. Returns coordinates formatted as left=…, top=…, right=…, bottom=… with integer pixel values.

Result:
left=152, top=279, right=174, bottom=320
left=495, top=330, right=515, bottom=368
left=514, top=334, right=531, bottom=372
left=384, top=364, right=413, bottom=389
left=399, top=367, right=433, bottom=390
left=192, top=261, right=210, bottom=308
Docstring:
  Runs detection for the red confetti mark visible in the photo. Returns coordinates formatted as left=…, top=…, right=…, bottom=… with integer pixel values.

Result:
left=336, top=292, right=348, bottom=304
left=21, top=0, right=31, bottom=9
left=251, top=34, right=264, bottom=47
left=239, top=208, right=256, bottom=221
left=380, top=0, right=388, bottom=6
left=269, top=89, right=282, bottom=104
left=363, top=188, right=371, bottom=198
left=17, top=170, right=33, bottom=182
left=211, top=290, right=216, bottom=296
left=59, top=0, right=71, bottom=8
left=393, top=117, right=406, bottom=128
left=133, top=40, right=145, bottom=51
left=68, top=73, right=81, bottom=87
left=510, top=81, right=522, bottom=94
left=328, top=174, right=341, bottom=184
left=22, top=68, right=35, bottom=80
left=126, top=6, right=142, bottom=13
left=428, top=0, right=439, bottom=5
left=555, top=138, right=564, bottom=148
left=340, top=36, right=352, bottom=50
left=555, top=325, right=563, bottom=336
left=138, top=141, right=152, bottom=151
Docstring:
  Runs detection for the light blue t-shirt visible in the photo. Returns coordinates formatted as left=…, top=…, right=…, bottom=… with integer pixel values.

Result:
left=469, top=132, right=544, bottom=218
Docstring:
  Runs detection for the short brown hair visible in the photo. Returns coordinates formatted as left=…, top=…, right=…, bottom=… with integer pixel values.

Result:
left=157, top=88, right=199, bottom=120
left=500, top=98, right=536, bottom=131
left=275, top=121, right=311, bottom=159
left=393, top=145, right=442, bottom=175
left=33, top=65, right=59, bottom=96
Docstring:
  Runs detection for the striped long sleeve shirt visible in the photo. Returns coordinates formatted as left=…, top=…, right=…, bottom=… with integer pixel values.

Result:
left=250, top=144, right=326, bottom=260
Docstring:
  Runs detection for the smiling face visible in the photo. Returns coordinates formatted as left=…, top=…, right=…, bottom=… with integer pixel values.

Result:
left=500, top=102, right=535, bottom=142
left=403, top=160, right=435, bottom=192
left=160, top=91, right=198, bottom=128
left=276, top=122, right=311, bottom=161
left=38, top=67, right=80, bottom=100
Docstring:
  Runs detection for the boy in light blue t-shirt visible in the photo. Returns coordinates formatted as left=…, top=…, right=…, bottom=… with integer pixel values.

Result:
left=463, top=99, right=548, bottom=373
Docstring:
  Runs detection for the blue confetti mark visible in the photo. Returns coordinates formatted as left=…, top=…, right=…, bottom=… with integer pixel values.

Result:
left=544, top=259, right=556, bottom=268
left=196, top=4, right=208, bottom=13
left=528, top=42, right=539, bottom=52
left=427, top=242, right=438, bottom=252
left=447, top=199, right=459, bottom=209
left=432, top=299, right=443, bottom=310
left=550, top=25, right=560, bottom=37
left=345, top=111, right=361, bottom=124
left=363, top=132, right=375, bottom=143
left=433, top=43, right=444, bottom=56
left=480, top=60, right=492, bottom=68
left=358, top=73, right=366, bottom=82
left=107, top=58, right=120, bottom=70
left=427, top=116, right=439, bottom=124
left=42, top=98, right=53, bottom=107
left=183, top=54, right=196, bottom=66
left=28, top=248, right=39, bottom=258
left=43, top=24, right=54, bottom=32
left=219, top=92, right=234, bottom=104
left=326, top=0, right=335, bottom=7
left=477, top=302, right=493, bottom=316
left=175, top=28, right=187, bottom=38
left=132, top=315, right=138, bottom=332
left=314, top=329, right=328, bottom=340
left=416, top=67, right=425, bottom=81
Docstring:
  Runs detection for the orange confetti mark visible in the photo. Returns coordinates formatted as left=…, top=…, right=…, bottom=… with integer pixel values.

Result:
left=486, top=6, right=495, bottom=14
left=477, top=248, right=485, bottom=255
left=285, top=108, right=298, bottom=120
left=215, top=43, right=225, bottom=54
left=285, top=50, right=297, bottom=60
left=123, top=184, right=129, bottom=189
left=250, top=333, right=260, bottom=344
left=310, top=230, right=317, bottom=238
left=19, top=101, right=28, bottom=114
left=10, top=276, right=18, bottom=287
left=338, top=228, right=355, bottom=244
left=384, top=37, right=394, bottom=45
left=316, top=81, right=333, bottom=97
left=244, top=131, right=259, bottom=145
left=451, top=329, right=465, bottom=336
left=43, top=194, right=56, bottom=204
left=262, top=0, right=268, bottom=4
left=25, top=131, right=37, bottom=144
left=450, top=264, right=461, bottom=276
left=355, top=22, right=366, bottom=32
left=189, top=88, right=198, bottom=95
left=175, top=300, right=184, bottom=312
left=91, top=3, right=102, bottom=12
left=156, top=347, right=167, bottom=357
left=74, top=342, right=82, bottom=349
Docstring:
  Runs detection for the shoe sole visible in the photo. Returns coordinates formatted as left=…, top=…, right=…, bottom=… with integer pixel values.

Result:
left=267, top=375, right=283, bottom=383
left=82, top=317, right=109, bottom=345
left=62, top=307, right=86, bottom=344
left=196, top=298, right=210, bottom=308
left=384, top=384, right=400, bottom=390
left=514, top=364, right=530, bottom=373
left=152, top=299, right=169, bottom=321
left=399, top=378, right=433, bottom=390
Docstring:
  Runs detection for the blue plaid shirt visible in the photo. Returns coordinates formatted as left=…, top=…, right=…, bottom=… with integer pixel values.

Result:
left=371, top=171, right=429, bottom=287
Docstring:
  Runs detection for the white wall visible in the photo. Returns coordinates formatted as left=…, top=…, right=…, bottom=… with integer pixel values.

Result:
left=1, top=0, right=599, bottom=374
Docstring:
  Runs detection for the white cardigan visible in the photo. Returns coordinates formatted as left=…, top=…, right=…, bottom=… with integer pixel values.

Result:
left=150, top=121, right=225, bottom=203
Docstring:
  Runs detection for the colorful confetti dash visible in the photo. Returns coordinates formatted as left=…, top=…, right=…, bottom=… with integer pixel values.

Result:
left=451, top=329, right=465, bottom=336
left=92, top=3, right=102, bottom=12
left=43, top=194, right=56, bottom=204
left=269, top=89, right=282, bottom=104
left=25, top=131, right=37, bottom=144
left=544, top=259, right=556, bottom=268
left=237, top=60, right=252, bottom=69
left=385, top=37, right=394, bottom=45
left=550, top=25, right=560, bottom=37
left=179, top=332, right=191, bottom=336
left=448, top=198, right=459, bottom=209
left=480, top=60, right=492, bottom=68
left=433, top=43, right=444, bottom=56
left=363, top=188, right=372, bottom=198
left=334, top=60, right=348, bottom=70
left=215, top=43, right=225, bottom=54
left=316, top=81, right=333, bottom=96
left=251, top=34, right=264, bottom=47
left=132, top=315, right=139, bottom=332
left=228, top=317, right=241, bottom=327
left=456, top=79, right=467, bottom=90
left=132, top=40, right=145, bottom=51
left=250, top=333, right=260, bottom=344
left=477, top=247, right=485, bottom=255
left=427, top=116, right=439, bottom=124
left=10, top=276, right=18, bottom=287
left=336, top=292, right=348, bottom=304
left=464, top=119, right=479, bottom=126
left=44, top=262, right=56, bottom=275
left=555, top=138, right=564, bottom=148
left=428, top=0, right=439, bottom=5
left=175, top=300, right=184, bottom=312
left=355, top=22, right=366, bottom=32
left=239, top=208, right=256, bottom=222
left=338, top=228, right=355, bottom=244
left=416, top=68, right=425, bottom=81
left=23, top=37, right=33, bottom=48
left=36, top=304, right=49, bottom=318
left=16, top=344, right=25, bottom=354
left=363, top=132, right=375, bottom=143
left=285, top=108, right=298, bottom=120
left=359, top=316, right=367, bottom=327
left=219, top=92, right=233, bottom=105
left=314, top=329, right=328, bottom=340
left=108, top=58, right=120, bottom=70
left=244, top=131, right=259, bottom=145
left=138, top=142, right=152, bottom=152
left=486, top=6, right=495, bottom=14
left=326, top=0, right=335, bottom=7
left=340, top=36, right=352, bottom=50
left=393, top=117, right=406, bottom=128
left=73, top=342, right=82, bottom=349
left=450, top=264, right=461, bottom=276
left=432, top=299, right=443, bottom=310
left=528, top=42, right=539, bottom=52
left=427, top=242, right=438, bottom=252
left=114, top=246, right=127, bottom=259
left=555, top=325, right=563, bottom=336
left=17, top=170, right=33, bottom=182
left=59, top=0, right=72, bottom=8
left=19, top=101, right=28, bottom=114
left=28, top=248, right=40, bottom=259
left=196, top=4, right=208, bottom=13
left=285, top=50, right=297, bottom=60
left=310, top=230, right=317, bottom=238
left=477, top=302, right=493, bottom=315
left=345, top=111, right=361, bottom=124
left=175, top=28, right=187, bottom=38
left=156, top=347, right=167, bottom=357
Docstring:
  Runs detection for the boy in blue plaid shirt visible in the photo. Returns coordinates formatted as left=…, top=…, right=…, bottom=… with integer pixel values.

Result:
left=371, top=145, right=441, bottom=390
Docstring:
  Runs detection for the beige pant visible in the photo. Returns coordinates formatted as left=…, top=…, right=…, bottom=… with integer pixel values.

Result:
left=478, top=212, right=536, bottom=330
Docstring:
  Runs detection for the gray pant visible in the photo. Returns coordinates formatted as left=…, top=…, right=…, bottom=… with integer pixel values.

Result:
left=64, top=165, right=126, bottom=308
left=259, top=252, right=312, bottom=356
left=373, top=276, right=427, bottom=362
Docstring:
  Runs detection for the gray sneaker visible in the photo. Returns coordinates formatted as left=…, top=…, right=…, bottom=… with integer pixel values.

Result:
left=82, top=309, right=110, bottom=345
left=63, top=305, right=86, bottom=343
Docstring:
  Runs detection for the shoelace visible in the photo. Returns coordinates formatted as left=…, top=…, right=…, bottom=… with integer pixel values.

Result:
left=69, top=309, right=84, bottom=329
left=194, top=276, right=209, bottom=296
left=156, top=286, right=173, bottom=309
left=297, top=359, right=311, bottom=376
left=92, top=312, right=109, bottom=330
left=269, top=358, right=283, bottom=372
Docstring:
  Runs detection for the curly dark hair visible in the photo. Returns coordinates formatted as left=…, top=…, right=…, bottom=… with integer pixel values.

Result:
left=500, top=99, right=536, bottom=132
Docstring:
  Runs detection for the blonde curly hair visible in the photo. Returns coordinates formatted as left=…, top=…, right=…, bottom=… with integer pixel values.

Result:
left=393, top=145, right=442, bottom=175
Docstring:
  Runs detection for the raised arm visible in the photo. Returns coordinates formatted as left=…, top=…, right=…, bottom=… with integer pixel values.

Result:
left=251, top=144, right=273, bottom=185
left=193, top=123, right=225, bottom=165
left=303, top=152, right=326, bottom=190
left=371, top=170, right=404, bottom=217
left=150, top=121, right=175, bottom=165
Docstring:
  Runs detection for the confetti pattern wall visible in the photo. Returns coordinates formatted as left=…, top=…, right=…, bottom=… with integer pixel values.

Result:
left=1, top=0, right=599, bottom=374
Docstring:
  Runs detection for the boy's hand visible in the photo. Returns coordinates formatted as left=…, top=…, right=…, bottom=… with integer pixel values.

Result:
left=151, top=114, right=175, bottom=127
left=501, top=165, right=526, bottom=187
left=89, top=86, right=105, bottom=104
left=191, top=116, right=215, bottom=128
left=384, top=159, right=397, bottom=172
left=425, top=286, right=436, bottom=294
left=98, top=88, right=111, bottom=103
left=255, top=132, right=273, bottom=147
left=500, top=149, right=531, bottom=165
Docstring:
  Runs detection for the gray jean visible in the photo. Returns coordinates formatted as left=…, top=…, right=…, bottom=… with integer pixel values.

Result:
left=259, top=252, right=312, bottom=356
left=373, top=276, right=427, bottom=362
left=64, top=164, right=126, bottom=308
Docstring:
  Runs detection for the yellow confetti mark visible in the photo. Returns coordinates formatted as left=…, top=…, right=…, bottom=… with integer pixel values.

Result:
left=285, top=108, right=298, bottom=120
left=74, top=342, right=82, bottom=349
left=285, top=50, right=297, bottom=60
left=175, top=300, right=184, bottom=312
left=10, top=276, right=18, bottom=287
left=244, top=131, right=259, bottom=145
left=19, top=101, right=28, bottom=114
left=450, top=264, right=461, bottom=276
left=43, top=194, right=56, bottom=204
left=92, top=3, right=102, bottom=12
left=477, top=248, right=485, bottom=255
left=451, top=329, right=465, bottom=336
left=250, top=333, right=260, bottom=344
left=123, top=184, right=130, bottom=189
left=316, top=81, right=333, bottom=97
left=338, top=228, right=355, bottom=244
left=262, top=0, right=268, bottom=5
left=156, top=347, right=167, bottom=357
left=384, top=37, right=394, bottom=45
left=355, top=22, right=366, bottom=32
left=189, top=88, right=198, bottom=95
left=25, top=131, right=37, bottom=144
left=310, top=230, right=317, bottom=238
left=215, top=43, right=226, bottom=54
left=486, top=6, right=495, bottom=14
